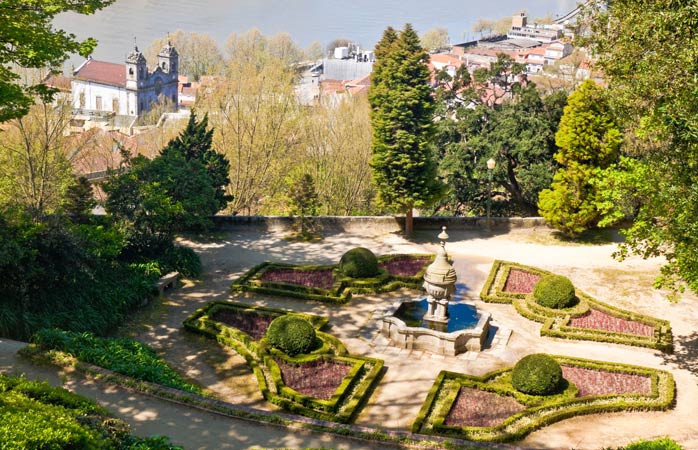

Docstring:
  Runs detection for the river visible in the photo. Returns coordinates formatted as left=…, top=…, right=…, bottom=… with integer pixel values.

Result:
left=54, top=0, right=579, bottom=65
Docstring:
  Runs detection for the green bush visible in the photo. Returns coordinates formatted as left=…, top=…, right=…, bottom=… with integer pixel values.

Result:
left=265, top=315, right=317, bottom=356
left=512, top=354, right=563, bottom=395
left=338, top=247, right=379, bottom=278
left=623, top=438, right=683, bottom=450
left=533, top=274, right=576, bottom=309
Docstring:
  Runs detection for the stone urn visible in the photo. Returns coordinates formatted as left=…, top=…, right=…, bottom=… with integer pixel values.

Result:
left=422, top=227, right=457, bottom=324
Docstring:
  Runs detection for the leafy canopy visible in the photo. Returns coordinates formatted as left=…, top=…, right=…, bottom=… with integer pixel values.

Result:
left=0, top=0, right=114, bottom=122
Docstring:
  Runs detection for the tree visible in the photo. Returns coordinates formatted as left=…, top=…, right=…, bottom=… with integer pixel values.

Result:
left=420, top=27, right=450, bottom=52
left=0, top=98, right=77, bottom=216
left=145, top=30, right=223, bottom=81
left=63, top=176, right=96, bottom=222
left=288, top=173, right=319, bottom=237
left=0, top=0, right=113, bottom=122
left=369, top=24, right=444, bottom=235
left=160, top=111, right=231, bottom=210
left=579, top=0, right=698, bottom=292
left=538, top=80, right=622, bottom=236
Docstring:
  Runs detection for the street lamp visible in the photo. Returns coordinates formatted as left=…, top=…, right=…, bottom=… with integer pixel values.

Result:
left=486, top=158, right=496, bottom=232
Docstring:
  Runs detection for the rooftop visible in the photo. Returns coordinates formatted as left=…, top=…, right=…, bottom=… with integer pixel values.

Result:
left=73, top=58, right=126, bottom=87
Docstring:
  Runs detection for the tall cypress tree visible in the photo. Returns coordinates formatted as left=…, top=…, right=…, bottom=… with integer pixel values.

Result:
left=161, top=110, right=232, bottom=210
left=369, top=24, right=443, bottom=235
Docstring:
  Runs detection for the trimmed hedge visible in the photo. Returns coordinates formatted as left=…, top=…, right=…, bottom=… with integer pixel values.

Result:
left=511, top=354, right=562, bottom=395
left=412, top=355, right=675, bottom=442
left=266, top=315, right=318, bottom=356
left=533, top=274, right=576, bottom=309
left=480, top=260, right=673, bottom=352
left=231, top=254, right=434, bottom=304
left=183, top=300, right=384, bottom=424
left=339, top=247, right=379, bottom=278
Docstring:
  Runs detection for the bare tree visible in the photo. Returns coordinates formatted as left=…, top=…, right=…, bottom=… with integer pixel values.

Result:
left=146, top=30, right=223, bottom=81
left=420, top=27, right=450, bottom=52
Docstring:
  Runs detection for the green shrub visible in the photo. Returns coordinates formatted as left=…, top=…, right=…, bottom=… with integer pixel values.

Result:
left=512, top=354, right=563, bottom=395
left=533, top=274, right=576, bottom=309
left=623, top=438, right=683, bottom=450
left=265, top=315, right=317, bottom=356
left=338, top=247, right=379, bottom=278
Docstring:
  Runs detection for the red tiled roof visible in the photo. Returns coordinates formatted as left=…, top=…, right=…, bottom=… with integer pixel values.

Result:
left=74, top=59, right=126, bottom=87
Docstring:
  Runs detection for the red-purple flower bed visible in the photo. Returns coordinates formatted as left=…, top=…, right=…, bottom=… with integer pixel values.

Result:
left=275, top=358, right=352, bottom=400
left=260, top=268, right=335, bottom=290
left=444, top=387, right=525, bottom=428
left=503, top=269, right=541, bottom=293
left=568, top=309, right=655, bottom=337
left=211, top=309, right=276, bottom=340
left=379, top=256, right=431, bottom=278
left=561, top=365, right=652, bottom=397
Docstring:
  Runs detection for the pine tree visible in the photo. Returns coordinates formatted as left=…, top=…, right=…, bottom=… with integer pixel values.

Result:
left=369, top=24, right=443, bottom=235
left=288, top=173, right=319, bottom=237
left=63, top=176, right=96, bottom=223
left=161, top=110, right=231, bottom=210
left=538, top=80, right=622, bottom=236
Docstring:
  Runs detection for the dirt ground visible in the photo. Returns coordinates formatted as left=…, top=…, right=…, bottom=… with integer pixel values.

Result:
left=4, top=225, right=698, bottom=450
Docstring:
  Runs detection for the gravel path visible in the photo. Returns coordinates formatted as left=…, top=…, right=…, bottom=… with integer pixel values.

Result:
left=3, top=225, right=698, bottom=450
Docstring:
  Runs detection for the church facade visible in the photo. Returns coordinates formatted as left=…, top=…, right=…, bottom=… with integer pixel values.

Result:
left=71, top=43, right=179, bottom=117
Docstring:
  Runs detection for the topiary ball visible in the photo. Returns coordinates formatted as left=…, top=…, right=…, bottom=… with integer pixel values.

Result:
left=338, top=247, right=379, bottom=278
left=533, top=274, right=576, bottom=309
left=511, top=353, right=563, bottom=396
left=265, top=315, right=317, bottom=356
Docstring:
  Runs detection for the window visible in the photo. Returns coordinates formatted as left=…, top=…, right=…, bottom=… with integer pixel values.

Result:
left=162, top=62, right=167, bottom=70
left=129, top=67, right=134, bottom=76
left=112, top=98, right=119, bottom=113
left=95, top=96, right=102, bottom=110
left=79, top=92, right=85, bottom=109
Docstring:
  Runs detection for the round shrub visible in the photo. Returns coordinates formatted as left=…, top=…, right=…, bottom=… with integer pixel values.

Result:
left=265, top=315, right=317, bottom=356
left=338, top=247, right=379, bottom=278
left=533, top=274, right=576, bottom=309
left=512, top=353, right=563, bottom=396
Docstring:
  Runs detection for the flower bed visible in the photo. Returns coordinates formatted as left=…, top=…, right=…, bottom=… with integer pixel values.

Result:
left=379, top=256, right=432, bottom=278
left=413, top=355, right=675, bottom=442
left=561, top=366, right=651, bottom=397
left=479, top=260, right=673, bottom=352
left=444, top=387, right=525, bottom=428
left=276, top=358, right=352, bottom=400
left=211, top=308, right=277, bottom=341
left=568, top=309, right=655, bottom=337
left=260, top=268, right=335, bottom=290
left=503, top=269, right=541, bottom=294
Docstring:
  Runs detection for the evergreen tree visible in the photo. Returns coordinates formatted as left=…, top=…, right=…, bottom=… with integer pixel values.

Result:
left=368, top=24, right=444, bottom=235
left=64, top=176, right=96, bottom=223
left=288, top=173, right=319, bottom=237
left=161, top=110, right=231, bottom=210
left=538, top=80, right=622, bottom=236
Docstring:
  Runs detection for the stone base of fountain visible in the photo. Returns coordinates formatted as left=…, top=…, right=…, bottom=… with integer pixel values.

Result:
left=381, top=299, right=491, bottom=356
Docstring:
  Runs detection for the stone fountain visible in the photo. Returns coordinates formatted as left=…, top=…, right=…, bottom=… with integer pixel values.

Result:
left=381, top=227, right=491, bottom=355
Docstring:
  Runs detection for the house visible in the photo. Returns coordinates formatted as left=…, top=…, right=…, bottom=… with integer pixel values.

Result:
left=507, top=13, right=563, bottom=43
left=71, top=42, right=179, bottom=118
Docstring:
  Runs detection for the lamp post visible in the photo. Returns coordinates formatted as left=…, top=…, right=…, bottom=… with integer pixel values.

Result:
left=486, top=158, right=496, bottom=232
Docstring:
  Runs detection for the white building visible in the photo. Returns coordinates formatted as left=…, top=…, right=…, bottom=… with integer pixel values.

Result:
left=71, top=43, right=179, bottom=117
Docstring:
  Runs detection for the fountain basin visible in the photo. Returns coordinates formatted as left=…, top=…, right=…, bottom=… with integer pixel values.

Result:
left=382, top=299, right=491, bottom=355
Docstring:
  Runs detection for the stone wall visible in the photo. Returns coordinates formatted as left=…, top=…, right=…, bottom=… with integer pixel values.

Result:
left=212, top=215, right=549, bottom=233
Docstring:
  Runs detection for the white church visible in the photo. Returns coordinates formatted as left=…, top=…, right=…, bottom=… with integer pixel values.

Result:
left=71, top=42, right=179, bottom=117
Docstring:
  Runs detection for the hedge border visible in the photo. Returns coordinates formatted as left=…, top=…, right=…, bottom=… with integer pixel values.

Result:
left=412, top=354, right=675, bottom=442
left=479, top=260, right=673, bottom=352
left=231, top=254, right=434, bottom=304
left=183, top=300, right=384, bottom=424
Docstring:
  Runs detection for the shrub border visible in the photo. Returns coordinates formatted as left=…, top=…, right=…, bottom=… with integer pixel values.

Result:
left=231, top=254, right=434, bottom=304
left=412, top=354, right=675, bottom=442
left=183, top=300, right=384, bottom=424
left=479, top=260, right=673, bottom=352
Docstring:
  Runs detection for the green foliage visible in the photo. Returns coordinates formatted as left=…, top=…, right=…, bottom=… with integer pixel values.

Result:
left=339, top=247, right=379, bottom=278
left=434, top=56, right=566, bottom=215
left=581, top=1, right=698, bottom=293
left=0, top=0, right=114, bottom=122
left=512, top=354, right=563, bottom=395
left=32, top=329, right=201, bottom=393
left=160, top=110, right=231, bottom=210
left=538, top=80, right=623, bottom=236
left=288, top=173, right=319, bottom=237
left=265, top=315, right=318, bottom=356
left=622, top=438, right=683, bottom=450
left=123, top=435, right=184, bottom=450
left=533, top=274, right=576, bottom=309
left=369, top=24, right=444, bottom=233
left=64, top=176, right=97, bottom=222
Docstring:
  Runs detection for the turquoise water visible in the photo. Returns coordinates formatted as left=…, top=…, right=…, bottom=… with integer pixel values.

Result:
left=394, top=299, right=480, bottom=332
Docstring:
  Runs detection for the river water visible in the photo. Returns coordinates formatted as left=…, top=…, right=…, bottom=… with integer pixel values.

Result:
left=54, top=0, right=579, bottom=64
